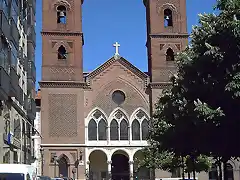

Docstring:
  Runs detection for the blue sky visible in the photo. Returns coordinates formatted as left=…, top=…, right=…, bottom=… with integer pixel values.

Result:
left=35, top=0, right=217, bottom=87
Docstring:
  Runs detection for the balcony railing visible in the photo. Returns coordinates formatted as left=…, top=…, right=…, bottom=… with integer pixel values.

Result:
left=28, top=0, right=36, bottom=14
left=18, top=48, right=24, bottom=65
left=27, top=98, right=36, bottom=121
left=10, top=18, right=20, bottom=48
left=23, top=55, right=28, bottom=71
left=0, top=66, right=10, bottom=100
left=27, top=26, right=36, bottom=47
left=19, top=87, right=24, bottom=106
left=24, top=94, right=28, bottom=110
left=27, top=61, right=36, bottom=82
left=9, top=67, right=19, bottom=97
left=0, top=10, right=10, bottom=39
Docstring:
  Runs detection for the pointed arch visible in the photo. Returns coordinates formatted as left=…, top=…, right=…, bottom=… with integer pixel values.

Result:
left=164, top=9, right=173, bottom=27
left=98, top=119, right=107, bottom=140
left=110, top=119, right=119, bottom=140
left=120, top=119, right=129, bottom=140
left=108, top=107, right=129, bottom=124
left=58, top=154, right=69, bottom=177
left=141, top=119, right=149, bottom=140
left=166, top=48, right=174, bottom=61
left=58, top=45, right=67, bottom=59
left=88, top=119, right=97, bottom=140
left=55, top=152, right=75, bottom=164
left=132, top=119, right=140, bottom=140
left=53, top=0, right=72, bottom=11
left=130, top=108, right=150, bottom=125
left=85, top=107, right=108, bottom=124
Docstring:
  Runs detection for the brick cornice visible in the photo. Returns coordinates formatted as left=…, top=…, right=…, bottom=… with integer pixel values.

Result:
left=150, top=34, right=189, bottom=39
left=41, top=31, right=83, bottom=36
left=150, top=82, right=172, bottom=89
left=39, top=81, right=91, bottom=89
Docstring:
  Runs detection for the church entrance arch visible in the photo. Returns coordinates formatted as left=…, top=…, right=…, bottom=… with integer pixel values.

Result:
left=89, top=150, right=108, bottom=180
left=58, top=155, right=69, bottom=177
left=111, top=150, right=130, bottom=180
left=133, top=150, right=150, bottom=180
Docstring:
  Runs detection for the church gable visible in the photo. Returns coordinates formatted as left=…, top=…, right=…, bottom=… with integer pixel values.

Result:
left=87, top=56, right=149, bottom=87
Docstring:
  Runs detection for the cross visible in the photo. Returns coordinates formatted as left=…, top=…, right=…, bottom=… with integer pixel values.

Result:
left=113, top=42, right=120, bottom=55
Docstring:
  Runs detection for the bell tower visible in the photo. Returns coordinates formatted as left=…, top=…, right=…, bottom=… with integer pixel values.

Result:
left=40, top=1, right=86, bottom=177
left=144, top=0, right=188, bottom=82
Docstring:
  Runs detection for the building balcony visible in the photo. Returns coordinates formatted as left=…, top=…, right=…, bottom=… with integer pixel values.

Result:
left=10, top=18, right=20, bottom=48
left=27, top=26, right=36, bottom=47
left=24, top=94, right=27, bottom=110
left=0, top=66, right=10, bottom=100
left=28, top=0, right=36, bottom=14
left=0, top=10, right=10, bottom=39
left=9, top=67, right=19, bottom=97
left=18, top=47, right=24, bottom=65
left=23, top=55, right=28, bottom=71
left=27, top=98, right=36, bottom=121
left=27, top=61, right=36, bottom=82
left=19, top=87, right=24, bottom=106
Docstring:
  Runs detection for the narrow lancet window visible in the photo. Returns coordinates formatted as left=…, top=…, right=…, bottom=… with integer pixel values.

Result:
left=164, top=9, right=173, bottom=27
left=58, top=45, right=67, bottom=59
left=57, top=5, right=67, bottom=24
left=166, top=48, right=174, bottom=61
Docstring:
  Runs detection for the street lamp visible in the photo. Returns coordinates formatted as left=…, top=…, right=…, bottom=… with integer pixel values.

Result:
left=53, top=155, right=58, bottom=177
left=40, top=148, right=44, bottom=175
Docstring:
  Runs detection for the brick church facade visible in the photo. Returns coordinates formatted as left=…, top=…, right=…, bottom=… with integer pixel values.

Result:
left=38, top=0, right=240, bottom=179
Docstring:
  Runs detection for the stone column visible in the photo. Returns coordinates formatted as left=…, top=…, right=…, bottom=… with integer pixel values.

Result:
left=234, top=168, right=240, bottom=180
left=85, top=161, right=90, bottom=180
left=107, top=126, right=110, bottom=144
left=107, top=160, right=112, bottom=180
left=129, top=160, right=134, bottom=180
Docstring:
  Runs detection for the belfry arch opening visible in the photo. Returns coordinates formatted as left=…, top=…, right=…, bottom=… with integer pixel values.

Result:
left=164, top=9, right=173, bottom=27
left=58, top=45, right=67, bottom=59
left=166, top=48, right=174, bottom=61
left=57, top=5, right=67, bottom=24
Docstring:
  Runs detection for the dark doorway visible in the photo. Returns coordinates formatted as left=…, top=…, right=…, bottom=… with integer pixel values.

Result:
left=58, top=156, right=68, bottom=177
left=111, top=154, right=129, bottom=180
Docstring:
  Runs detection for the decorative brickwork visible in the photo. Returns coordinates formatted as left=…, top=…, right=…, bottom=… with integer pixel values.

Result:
left=48, top=94, right=78, bottom=137
left=92, top=80, right=148, bottom=116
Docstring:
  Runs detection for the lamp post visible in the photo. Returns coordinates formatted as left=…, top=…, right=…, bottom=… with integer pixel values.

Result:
left=40, top=148, right=44, bottom=176
left=54, top=155, right=58, bottom=177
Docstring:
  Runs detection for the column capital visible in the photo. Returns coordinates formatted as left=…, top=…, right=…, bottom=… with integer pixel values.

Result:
left=128, top=160, right=134, bottom=165
left=107, top=160, right=112, bottom=164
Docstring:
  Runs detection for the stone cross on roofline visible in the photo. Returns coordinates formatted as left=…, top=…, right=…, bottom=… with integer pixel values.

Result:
left=113, top=42, right=120, bottom=55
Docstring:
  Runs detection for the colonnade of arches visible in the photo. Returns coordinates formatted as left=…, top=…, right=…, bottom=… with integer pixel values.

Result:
left=87, top=108, right=149, bottom=142
left=87, top=149, right=150, bottom=180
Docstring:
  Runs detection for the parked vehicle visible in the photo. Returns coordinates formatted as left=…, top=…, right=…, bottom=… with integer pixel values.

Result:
left=37, top=175, right=52, bottom=180
left=0, top=164, right=37, bottom=180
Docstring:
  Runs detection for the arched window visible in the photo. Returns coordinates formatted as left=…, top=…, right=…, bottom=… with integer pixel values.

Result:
left=226, top=163, right=234, bottom=180
left=88, top=119, right=97, bottom=140
left=98, top=119, right=107, bottom=140
left=208, top=164, right=218, bottom=180
left=57, top=5, right=67, bottom=24
left=166, top=48, right=174, bottom=61
left=141, top=119, right=149, bottom=140
left=132, top=119, right=140, bottom=140
left=110, top=119, right=119, bottom=140
left=164, top=9, right=173, bottom=27
left=58, top=45, right=67, bottom=59
left=58, top=155, right=69, bottom=177
left=120, top=119, right=129, bottom=140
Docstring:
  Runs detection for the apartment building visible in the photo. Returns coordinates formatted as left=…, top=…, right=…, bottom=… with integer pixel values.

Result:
left=0, top=0, right=36, bottom=164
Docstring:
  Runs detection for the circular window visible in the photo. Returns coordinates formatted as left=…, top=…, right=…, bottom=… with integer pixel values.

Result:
left=112, top=90, right=126, bottom=105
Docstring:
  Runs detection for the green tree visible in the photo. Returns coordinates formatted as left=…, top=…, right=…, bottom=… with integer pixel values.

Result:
left=142, top=0, right=240, bottom=179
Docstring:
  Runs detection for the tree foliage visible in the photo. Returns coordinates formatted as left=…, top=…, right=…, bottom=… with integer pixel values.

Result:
left=141, top=0, right=240, bottom=175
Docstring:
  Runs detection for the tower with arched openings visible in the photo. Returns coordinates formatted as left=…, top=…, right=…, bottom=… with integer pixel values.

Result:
left=37, top=0, right=240, bottom=180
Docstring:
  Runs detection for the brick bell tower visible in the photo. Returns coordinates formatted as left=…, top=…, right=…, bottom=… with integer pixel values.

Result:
left=144, top=0, right=189, bottom=111
left=40, top=0, right=86, bottom=177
